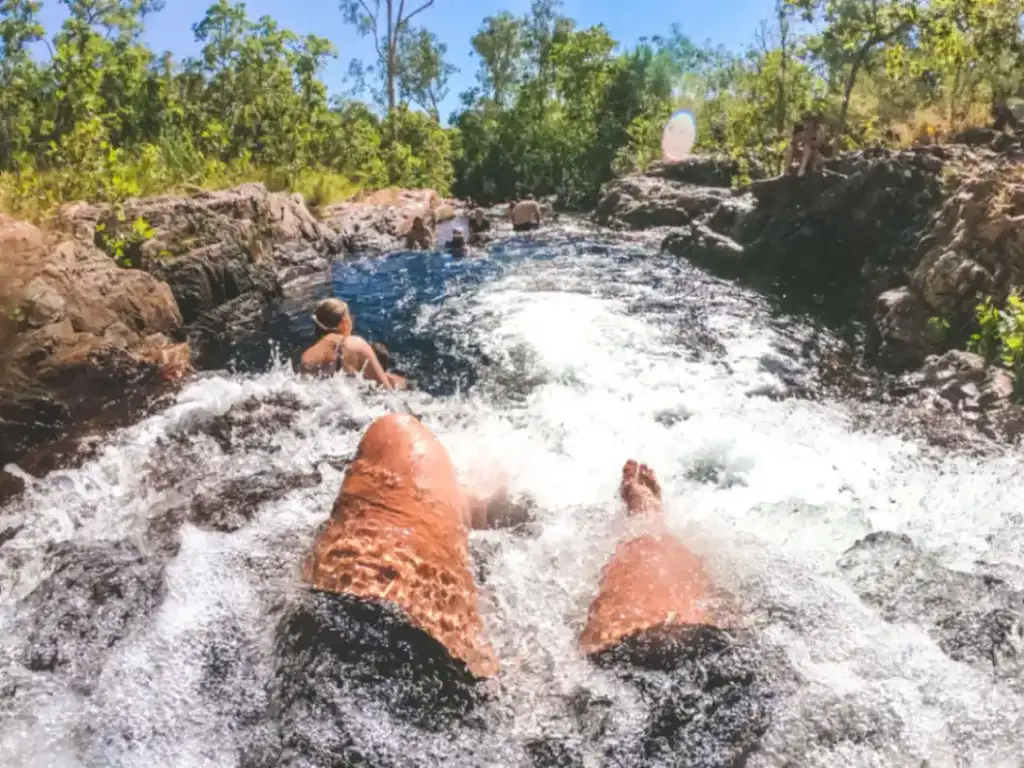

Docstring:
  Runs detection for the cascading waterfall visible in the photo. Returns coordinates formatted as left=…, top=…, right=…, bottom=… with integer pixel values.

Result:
left=1, top=223, right=1022, bottom=768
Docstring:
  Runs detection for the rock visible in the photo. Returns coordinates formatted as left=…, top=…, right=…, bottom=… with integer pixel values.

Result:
left=22, top=276, right=66, bottom=328
left=321, top=187, right=461, bottom=255
left=594, top=175, right=731, bottom=229
left=15, top=539, right=170, bottom=679
left=838, top=531, right=1024, bottom=690
left=647, top=154, right=766, bottom=188
left=873, top=287, right=939, bottom=370
left=662, top=225, right=745, bottom=269
left=0, top=216, right=189, bottom=469
left=54, top=183, right=340, bottom=366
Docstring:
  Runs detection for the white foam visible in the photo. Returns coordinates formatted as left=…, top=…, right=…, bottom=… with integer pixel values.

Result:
left=1, top=237, right=1022, bottom=766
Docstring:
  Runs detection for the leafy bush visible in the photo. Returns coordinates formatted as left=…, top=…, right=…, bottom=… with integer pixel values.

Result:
left=969, top=292, right=1024, bottom=399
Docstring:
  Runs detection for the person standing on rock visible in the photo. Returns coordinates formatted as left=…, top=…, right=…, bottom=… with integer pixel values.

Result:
left=404, top=216, right=434, bottom=251
left=298, top=298, right=406, bottom=390
left=511, top=195, right=543, bottom=232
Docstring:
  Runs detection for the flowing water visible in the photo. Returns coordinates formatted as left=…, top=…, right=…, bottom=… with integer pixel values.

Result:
left=1, top=223, right=1023, bottom=768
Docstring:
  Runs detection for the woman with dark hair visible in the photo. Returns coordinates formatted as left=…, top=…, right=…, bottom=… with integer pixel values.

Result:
left=298, top=298, right=406, bottom=390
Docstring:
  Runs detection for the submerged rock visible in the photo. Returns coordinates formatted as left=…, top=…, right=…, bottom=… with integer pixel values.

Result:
left=838, top=531, right=1024, bottom=689
left=14, top=539, right=170, bottom=681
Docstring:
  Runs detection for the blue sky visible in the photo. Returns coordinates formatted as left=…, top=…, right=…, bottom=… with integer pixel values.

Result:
left=36, top=0, right=777, bottom=120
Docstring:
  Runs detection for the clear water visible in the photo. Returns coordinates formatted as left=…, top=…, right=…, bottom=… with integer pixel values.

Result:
left=1, top=223, right=1023, bottom=767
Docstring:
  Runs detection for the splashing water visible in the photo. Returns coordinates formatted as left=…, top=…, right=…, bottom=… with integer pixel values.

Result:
left=1, top=223, right=1023, bottom=767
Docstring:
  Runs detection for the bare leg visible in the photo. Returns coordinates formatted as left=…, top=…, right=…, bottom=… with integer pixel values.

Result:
left=578, top=460, right=718, bottom=656
left=797, top=142, right=813, bottom=177
left=304, top=413, right=497, bottom=678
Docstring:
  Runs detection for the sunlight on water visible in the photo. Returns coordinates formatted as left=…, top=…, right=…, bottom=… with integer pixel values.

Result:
left=1, top=227, right=1022, bottom=767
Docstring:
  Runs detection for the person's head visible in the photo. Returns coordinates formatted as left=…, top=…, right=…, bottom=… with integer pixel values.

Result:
left=412, top=215, right=426, bottom=231
left=525, top=193, right=535, bottom=201
left=454, top=226, right=464, bottom=238
left=473, top=208, right=484, bottom=222
left=792, top=122, right=804, bottom=137
left=802, top=112, right=818, bottom=129
left=312, top=297, right=352, bottom=337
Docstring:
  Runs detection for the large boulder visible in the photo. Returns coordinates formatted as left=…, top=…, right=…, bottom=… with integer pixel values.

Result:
left=594, top=175, right=732, bottom=230
left=0, top=215, right=189, bottom=469
left=646, top=153, right=767, bottom=188
left=872, top=286, right=940, bottom=370
left=55, top=183, right=341, bottom=367
left=321, top=188, right=462, bottom=255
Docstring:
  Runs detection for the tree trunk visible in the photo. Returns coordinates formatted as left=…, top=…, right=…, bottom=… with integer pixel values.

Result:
left=836, top=42, right=872, bottom=147
left=776, top=3, right=788, bottom=134
left=386, top=0, right=396, bottom=113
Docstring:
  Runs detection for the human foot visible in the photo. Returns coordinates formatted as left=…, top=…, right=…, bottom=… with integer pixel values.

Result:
left=620, top=459, right=662, bottom=518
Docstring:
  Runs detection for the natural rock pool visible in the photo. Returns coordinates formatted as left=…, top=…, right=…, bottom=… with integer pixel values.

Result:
left=1, top=223, right=1022, bottom=767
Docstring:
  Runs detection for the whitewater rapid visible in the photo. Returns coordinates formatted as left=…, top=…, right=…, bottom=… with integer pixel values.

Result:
left=0, top=224, right=1022, bottom=767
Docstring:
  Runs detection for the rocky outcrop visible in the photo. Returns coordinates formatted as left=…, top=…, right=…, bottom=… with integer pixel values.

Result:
left=594, top=139, right=1024, bottom=438
left=0, top=215, right=189, bottom=470
left=321, top=187, right=460, bottom=254
left=594, top=176, right=732, bottom=229
left=55, top=183, right=341, bottom=367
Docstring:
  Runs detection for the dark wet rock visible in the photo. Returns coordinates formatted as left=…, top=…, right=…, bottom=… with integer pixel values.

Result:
left=594, top=176, right=731, bottom=230
left=872, top=286, right=940, bottom=370
left=647, top=154, right=766, bottom=188
left=662, top=224, right=745, bottom=270
left=838, top=531, right=1024, bottom=689
left=17, top=539, right=168, bottom=681
left=608, top=149, right=949, bottom=337
left=241, top=590, right=487, bottom=768
left=188, top=469, right=323, bottom=533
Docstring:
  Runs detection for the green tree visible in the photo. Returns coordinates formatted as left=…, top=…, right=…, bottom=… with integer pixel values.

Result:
left=786, top=0, right=926, bottom=142
left=396, top=26, right=455, bottom=120
left=470, top=12, right=525, bottom=106
left=0, top=0, right=44, bottom=170
left=339, top=0, right=438, bottom=113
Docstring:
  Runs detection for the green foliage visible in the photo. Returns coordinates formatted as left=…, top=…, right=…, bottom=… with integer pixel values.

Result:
left=2, top=0, right=1024, bottom=220
left=925, top=315, right=951, bottom=344
left=969, top=295, right=1002, bottom=362
left=969, top=292, right=1024, bottom=398
left=454, top=1, right=677, bottom=207
left=96, top=211, right=155, bottom=268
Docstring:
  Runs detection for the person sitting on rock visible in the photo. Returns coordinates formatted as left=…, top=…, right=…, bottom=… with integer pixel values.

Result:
left=782, top=114, right=826, bottom=177
left=468, top=209, right=491, bottom=245
left=299, top=298, right=406, bottom=390
left=446, top=226, right=469, bottom=257
left=511, top=195, right=542, bottom=232
left=404, top=216, right=434, bottom=251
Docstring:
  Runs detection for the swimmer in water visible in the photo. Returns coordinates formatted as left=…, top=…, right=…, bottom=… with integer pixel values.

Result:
left=298, top=298, right=406, bottom=390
